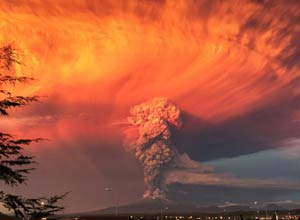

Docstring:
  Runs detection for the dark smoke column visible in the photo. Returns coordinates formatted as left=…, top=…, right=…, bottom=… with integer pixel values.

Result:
left=126, top=97, right=181, bottom=200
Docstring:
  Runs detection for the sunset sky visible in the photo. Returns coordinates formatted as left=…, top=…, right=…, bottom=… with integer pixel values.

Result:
left=0, top=0, right=300, bottom=213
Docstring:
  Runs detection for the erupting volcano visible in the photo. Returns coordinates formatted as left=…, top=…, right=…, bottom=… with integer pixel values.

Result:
left=124, top=97, right=218, bottom=201
left=0, top=0, right=300, bottom=213
left=125, top=97, right=182, bottom=199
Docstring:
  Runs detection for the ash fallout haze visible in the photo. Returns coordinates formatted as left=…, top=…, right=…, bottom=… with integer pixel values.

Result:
left=0, top=0, right=300, bottom=213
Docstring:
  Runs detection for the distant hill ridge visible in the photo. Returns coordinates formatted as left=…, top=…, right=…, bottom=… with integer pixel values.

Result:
left=62, top=199, right=300, bottom=216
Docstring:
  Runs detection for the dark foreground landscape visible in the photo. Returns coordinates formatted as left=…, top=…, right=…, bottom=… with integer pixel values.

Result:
left=2, top=200, right=300, bottom=220
left=49, top=210, right=300, bottom=220
left=47, top=200, right=300, bottom=220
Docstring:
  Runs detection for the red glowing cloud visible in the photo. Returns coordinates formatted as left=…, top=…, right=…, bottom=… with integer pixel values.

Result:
left=0, top=0, right=299, bottom=155
left=1, top=0, right=300, bottom=212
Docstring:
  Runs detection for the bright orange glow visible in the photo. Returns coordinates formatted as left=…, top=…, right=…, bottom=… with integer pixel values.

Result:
left=1, top=1, right=300, bottom=212
left=0, top=0, right=299, bottom=140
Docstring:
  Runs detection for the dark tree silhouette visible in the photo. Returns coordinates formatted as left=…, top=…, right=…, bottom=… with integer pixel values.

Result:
left=0, top=45, right=66, bottom=220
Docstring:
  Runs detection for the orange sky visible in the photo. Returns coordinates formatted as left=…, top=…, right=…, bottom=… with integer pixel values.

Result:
left=1, top=0, right=300, bottom=212
left=0, top=0, right=299, bottom=152
left=1, top=0, right=299, bottom=136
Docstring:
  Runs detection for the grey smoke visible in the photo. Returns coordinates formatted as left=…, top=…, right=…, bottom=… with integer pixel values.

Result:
left=125, top=97, right=213, bottom=199
left=125, top=97, right=182, bottom=199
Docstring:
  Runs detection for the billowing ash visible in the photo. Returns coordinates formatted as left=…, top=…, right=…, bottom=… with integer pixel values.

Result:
left=125, top=97, right=182, bottom=200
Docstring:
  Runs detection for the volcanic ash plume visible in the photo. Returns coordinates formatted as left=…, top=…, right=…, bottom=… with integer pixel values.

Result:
left=125, top=97, right=181, bottom=200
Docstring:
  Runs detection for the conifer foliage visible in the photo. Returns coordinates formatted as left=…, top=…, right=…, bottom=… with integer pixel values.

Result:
left=0, top=45, right=66, bottom=220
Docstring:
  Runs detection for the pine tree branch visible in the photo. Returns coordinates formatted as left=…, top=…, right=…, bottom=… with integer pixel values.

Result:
left=0, top=45, right=20, bottom=69
left=0, top=96, right=40, bottom=116
left=0, top=192, right=68, bottom=220
left=0, top=43, right=67, bottom=219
